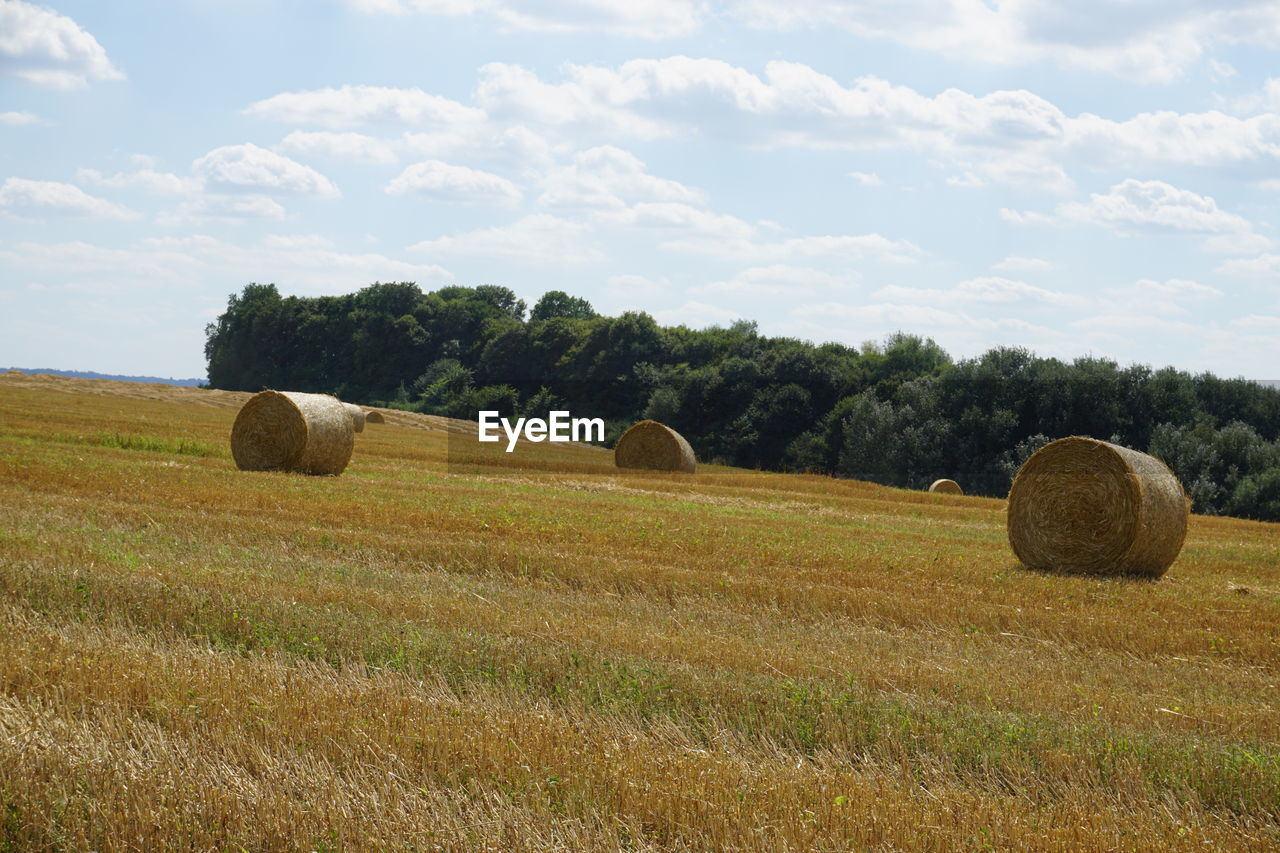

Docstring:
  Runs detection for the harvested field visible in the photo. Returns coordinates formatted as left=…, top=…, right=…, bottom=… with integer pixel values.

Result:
left=1, top=373, right=1278, bottom=851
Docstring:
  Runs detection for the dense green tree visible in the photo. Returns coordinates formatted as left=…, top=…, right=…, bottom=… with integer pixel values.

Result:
left=530, top=290, right=597, bottom=322
left=206, top=281, right=1280, bottom=520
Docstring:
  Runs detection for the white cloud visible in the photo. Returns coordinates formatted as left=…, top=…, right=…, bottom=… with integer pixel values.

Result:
left=157, top=194, right=288, bottom=226
left=0, top=110, right=39, bottom=125
left=385, top=160, right=522, bottom=206
left=874, top=276, right=1085, bottom=308
left=999, top=207, right=1055, bottom=226
left=1009, top=179, right=1268, bottom=252
left=694, top=264, right=857, bottom=297
left=192, top=144, right=341, bottom=198
left=1201, top=232, right=1276, bottom=255
left=1218, top=253, right=1280, bottom=277
left=0, top=0, right=123, bottom=89
left=244, top=84, right=484, bottom=129
left=278, top=130, right=400, bottom=164
left=77, top=167, right=202, bottom=195
left=993, top=255, right=1053, bottom=272
left=1220, top=78, right=1280, bottom=115
left=3, top=234, right=453, bottom=295
left=1101, top=278, right=1223, bottom=316
left=0, top=178, right=138, bottom=220
left=729, top=0, right=1280, bottom=84
left=340, top=0, right=701, bottom=38
left=245, top=60, right=1280, bottom=196
left=595, top=200, right=922, bottom=264
left=538, top=145, right=704, bottom=209
left=847, top=171, right=883, bottom=186
left=1057, top=179, right=1253, bottom=235
left=408, top=214, right=603, bottom=264
left=1208, top=59, right=1238, bottom=80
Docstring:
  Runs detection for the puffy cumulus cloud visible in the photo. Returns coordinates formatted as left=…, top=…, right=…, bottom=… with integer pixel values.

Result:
left=470, top=58, right=1280, bottom=187
left=693, top=264, right=857, bottom=297
left=729, top=0, right=1280, bottom=84
left=874, top=276, right=1085, bottom=308
left=76, top=167, right=203, bottom=195
left=192, top=144, right=341, bottom=198
left=340, top=0, right=702, bottom=38
left=408, top=214, right=603, bottom=264
left=0, top=178, right=138, bottom=220
left=0, top=0, right=123, bottom=89
left=1057, top=179, right=1253, bottom=234
left=538, top=145, right=705, bottom=209
left=244, top=85, right=485, bottom=130
left=245, top=60, right=1280, bottom=191
left=385, top=160, right=522, bottom=206
left=278, top=131, right=400, bottom=165
left=1008, top=179, right=1270, bottom=253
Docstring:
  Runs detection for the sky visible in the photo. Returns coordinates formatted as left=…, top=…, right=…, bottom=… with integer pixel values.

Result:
left=2, top=0, right=1279, bottom=380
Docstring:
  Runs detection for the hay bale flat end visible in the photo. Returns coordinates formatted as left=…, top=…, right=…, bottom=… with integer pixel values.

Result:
left=1007, top=436, right=1188, bottom=578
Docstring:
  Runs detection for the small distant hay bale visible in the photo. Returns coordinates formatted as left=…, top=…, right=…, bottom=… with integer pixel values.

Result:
left=231, top=390, right=354, bottom=475
left=929, top=478, right=963, bottom=495
left=343, top=402, right=366, bottom=433
left=1007, top=436, right=1188, bottom=578
left=365, top=410, right=385, bottom=424
left=615, top=420, right=696, bottom=474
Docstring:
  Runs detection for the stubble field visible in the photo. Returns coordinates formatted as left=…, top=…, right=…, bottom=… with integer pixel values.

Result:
left=0, top=372, right=1278, bottom=851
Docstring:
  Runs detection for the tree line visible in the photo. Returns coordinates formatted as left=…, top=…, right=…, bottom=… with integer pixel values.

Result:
left=205, top=282, right=1280, bottom=520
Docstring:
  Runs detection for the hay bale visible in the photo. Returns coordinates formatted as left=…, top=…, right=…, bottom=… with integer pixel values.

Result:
left=614, top=420, right=696, bottom=474
left=365, top=410, right=385, bottom=424
left=1007, top=436, right=1188, bottom=578
left=231, top=390, right=354, bottom=475
left=929, top=478, right=963, bottom=495
left=343, top=402, right=366, bottom=433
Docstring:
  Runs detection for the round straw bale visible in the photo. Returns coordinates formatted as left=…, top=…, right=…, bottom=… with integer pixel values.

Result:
left=929, top=478, right=963, bottom=495
left=1007, top=436, right=1188, bottom=578
left=365, top=409, right=385, bottom=424
left=343, top=402, right=366, bottom=433
left=615, top=420, right=696, bottom=474
left=231, top=390, right=354, bottom=475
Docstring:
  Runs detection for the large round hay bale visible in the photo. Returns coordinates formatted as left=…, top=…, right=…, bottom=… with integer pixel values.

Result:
left=929, top=478, right=963, bottom=495
left=343, top=402, right=366, bottom=433
left=1007, top=436, right=1188, bottom=578
left=231, top=390, right=354, bottom=475
left=365, top=410, right=385, bottom=424
left=615, top=420, right=696, bottom=474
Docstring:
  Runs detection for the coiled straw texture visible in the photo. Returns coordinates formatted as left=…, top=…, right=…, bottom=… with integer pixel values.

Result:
left=1007, top=436, right=1188, bottom=578
left=615, top=420, right=696, bottom=474
left=231, top=390, right=355, bottom=476
left=929, top=478, right=963, bottom=495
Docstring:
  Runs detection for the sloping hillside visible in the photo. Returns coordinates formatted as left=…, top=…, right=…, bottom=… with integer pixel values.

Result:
left=1, top=374, right=1278, bottom=851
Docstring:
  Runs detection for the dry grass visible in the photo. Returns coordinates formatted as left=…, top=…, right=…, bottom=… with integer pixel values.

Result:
left=1, top=373, right=1278, bottom=851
